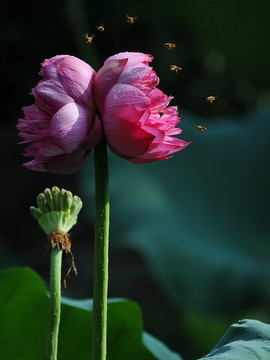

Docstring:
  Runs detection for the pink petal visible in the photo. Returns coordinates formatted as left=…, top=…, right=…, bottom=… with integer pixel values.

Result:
left=82, top=114, right=103, bottom=149
left=146, top=138, right=190, bottom=158
left=21, top=104, right=49, bottom=122
left=44, top=148, right=87, bottom=174
left=50, top=103, right=91, bottom=153
left=32, top=80, right=74, bottom=115
left=94, top=58, right=128, bottom=110
left=40, top=55, right=67, bottom=83
left=112, top=104, right=146, bottom=125
left=56, top=56, right=96, bottom=109
left=118, top=64, right=159, bottom=88
left=17, top=129, right=49, bottom=142
left=38, top=140, right=66, bottom=156
left=104, top=83, right=150, bottom=118
left=129, top=157, right=166, bottom=164
left=23, top=147, right=87, bottom=175
left=41, top=55, right=96, bottom=111
left=103, top=52, right=153, bottom=67
left=23, top=159, right=46, bottom=172
left=104, top=115, right=154, bottom=157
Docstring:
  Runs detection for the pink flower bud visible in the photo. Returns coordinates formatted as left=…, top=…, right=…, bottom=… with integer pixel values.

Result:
left=94, top=52, right=190, bottom=163
left=17, top=55, right=102, bottom=174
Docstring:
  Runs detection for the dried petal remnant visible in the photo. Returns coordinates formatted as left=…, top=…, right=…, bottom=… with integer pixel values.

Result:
left=50, top=231, right=71, bottom=252
left=49, top=231, right=77, bottom=286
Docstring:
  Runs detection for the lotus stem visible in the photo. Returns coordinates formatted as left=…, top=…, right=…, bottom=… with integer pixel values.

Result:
left=92, top=138, right=110, bottom=360
left=46, top=248, right=62, bottom=360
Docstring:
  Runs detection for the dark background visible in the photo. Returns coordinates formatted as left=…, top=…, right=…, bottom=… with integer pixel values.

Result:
left=2, top=0, right=270, bottom=359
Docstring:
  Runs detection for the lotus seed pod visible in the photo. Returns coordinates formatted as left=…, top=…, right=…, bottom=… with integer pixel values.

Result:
left=30, top=187, right=83, bottom=235
left=70, top=196, right=83, bottom=218
left=37, top=193, right=50, bottom=213
left=51, top=186, right=61, bottom=211
left=44, top=188, right=54, bottom=211
left=30, top=206, right=43, bottom=220
left=60, top=189, right=73, bottom=212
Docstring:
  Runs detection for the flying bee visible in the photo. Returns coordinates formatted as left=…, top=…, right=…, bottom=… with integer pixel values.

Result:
left=196, top=125, right=207, bottom=132
left=85, top=33, right=95, bottom=44
left=126, top=15, right=137, bottom=24
left=96, top=24, right=105, bottom=32
left=206, top=95, right=217, bottom=103
left=163, top=42, right=176, bottom=49
left=170, top=65, right=182, bottom=73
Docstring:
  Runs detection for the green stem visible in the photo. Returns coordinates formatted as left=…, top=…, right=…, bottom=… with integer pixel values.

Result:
left=92, top=138, right=110, bottom=360
left=46, top=248, right=62, bottom=360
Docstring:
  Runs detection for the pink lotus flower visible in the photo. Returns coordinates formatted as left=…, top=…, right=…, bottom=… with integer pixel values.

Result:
left=17, top=55, right=101, bottom=174
left=94, top=52, right=190, bottom=163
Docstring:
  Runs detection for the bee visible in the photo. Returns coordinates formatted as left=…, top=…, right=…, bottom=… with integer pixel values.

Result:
left=196, top=125, right=207, bottom=132
left=163, top=42, right=176, bottom=49
left=96, top=24, right=105, bottom=32
left=85, top=33, right=95, bottom=44
left=170, top=65, right=182, bottom=73
left=206, top=95, right=217, bottom=103
left=158, top=111, right=165, bottom=117
left=126, top=15, right=137, bottom=24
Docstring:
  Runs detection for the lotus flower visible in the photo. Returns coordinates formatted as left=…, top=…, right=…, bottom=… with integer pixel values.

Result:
left=94, top=52, right=190, bottom=163
left=17, top=55, right=102, bottom=174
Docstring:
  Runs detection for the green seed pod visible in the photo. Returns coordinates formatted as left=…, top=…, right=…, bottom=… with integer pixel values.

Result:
left=60, top=189, right=73, bottom=213
left=30, top=206, right=43, bottom=220
left=36, top=193, right=50, bottom=213
left=70, top=195, right=83, bottom=218
left=44, top=188, right=54, bottom=211
left=31, top=187, right=83, bottom=235
left=51, top=186, right=61, bottom=211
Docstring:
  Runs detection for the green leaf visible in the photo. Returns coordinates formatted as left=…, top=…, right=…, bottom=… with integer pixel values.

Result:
left=143, top=333, right=183, bottom=360
left=198, top=319, right=270, bottom=359
left=0, top=267, right=181, bottom=360
left=0, top=267, right=48, bottom=359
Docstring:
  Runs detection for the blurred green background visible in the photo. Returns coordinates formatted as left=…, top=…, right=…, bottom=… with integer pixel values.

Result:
left=1, top=0, right=270, bottom=359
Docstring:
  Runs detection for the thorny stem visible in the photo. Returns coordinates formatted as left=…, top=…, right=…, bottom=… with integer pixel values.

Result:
left=92, top=138, right=110, bottom=360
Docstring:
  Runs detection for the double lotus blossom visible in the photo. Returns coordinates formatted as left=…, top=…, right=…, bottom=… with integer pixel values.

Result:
left=17, top=52, right=189, bottom=173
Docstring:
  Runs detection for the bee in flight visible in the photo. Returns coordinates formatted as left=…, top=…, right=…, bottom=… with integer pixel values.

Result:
left=126, top=15, right=137, bottom=24
left=206, top=95, right=217, bottom=103
left=85, top=33, right=95, bottom=44
left=196, top=125, right=207, bottom=132
left=96, top=24, right=105, bottom=32
left=170, top=65, right=182, bottom=73
left=163, top=42, right=176, bottom=49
